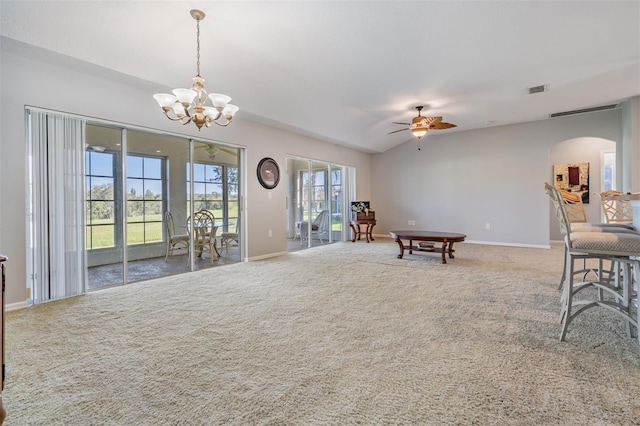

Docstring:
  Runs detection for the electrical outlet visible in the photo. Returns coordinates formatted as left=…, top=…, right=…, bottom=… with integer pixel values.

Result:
left=408, top=220, right=412, bottom=225
left=485, top=223, right=491, bottom=230
left=268, top=229, right=273, bottom=237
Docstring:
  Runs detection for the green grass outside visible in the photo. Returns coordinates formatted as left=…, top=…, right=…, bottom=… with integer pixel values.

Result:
left=87, top=210, right=240, bottom=249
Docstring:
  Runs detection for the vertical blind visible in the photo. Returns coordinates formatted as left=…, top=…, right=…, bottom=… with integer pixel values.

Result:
left=27, top=110, right=86, bottom=303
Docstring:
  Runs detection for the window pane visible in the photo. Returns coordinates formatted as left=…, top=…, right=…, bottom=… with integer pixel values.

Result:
left=90, top=152, right=113, bottom=177
left=193, top=163, right=205, bottom=182
left=127, top=223, right=144, bottom=245
left=206, top=183, right=223, bottom=200
left=127, top=201, right=144, bottom=222
left=144, top=157, right=162, bottom=179
left=144, top=201, right=163, bottom=219
left=205, top=165, right=222, bottom=182
left=144, top=180, right=162, bottom=199
left=193, top=182, right=206, bottom=197
left=90, top=177, right=114, bottom=200
left=127, top=178, right=144, bottom=200
left=90, top=224, right=115, bottom=248
left=127, top=156, right=143, bottom=178
left=90, top=201, right=115, bottom=223
left=145, top=222, right=163, bottom=243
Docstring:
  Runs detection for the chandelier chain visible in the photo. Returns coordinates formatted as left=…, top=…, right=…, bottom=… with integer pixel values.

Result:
left=196, top=18, right=201, bottom=77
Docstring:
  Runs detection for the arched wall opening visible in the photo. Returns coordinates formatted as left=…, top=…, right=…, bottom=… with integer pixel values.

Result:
left=548, top=137, right=616, bottom=241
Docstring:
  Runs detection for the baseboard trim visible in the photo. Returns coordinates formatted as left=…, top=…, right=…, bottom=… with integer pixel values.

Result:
left=247, top=251, right=288, bottom=261
left=463, top=240, right=551, bottom=249
left=6, top=300, right=29, bottom=312
left=373, top=234, right=551, bottom=250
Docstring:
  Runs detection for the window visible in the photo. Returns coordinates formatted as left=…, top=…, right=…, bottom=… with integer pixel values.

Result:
left=126, top=155, right=164, bottom=245
left=300, top=169, right=327, bottom=221
left=602, top=151, right=615, bottom=191
left=85, top=151, right=116, bottom=249
left=187, top=162, right=238, bottom=231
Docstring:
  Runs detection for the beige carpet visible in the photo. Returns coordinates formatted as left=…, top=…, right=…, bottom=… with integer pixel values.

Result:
left=3, top=239, right=640, bottom=425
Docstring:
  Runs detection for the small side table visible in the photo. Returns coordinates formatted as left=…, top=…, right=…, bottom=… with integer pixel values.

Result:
left=350, top=219, right=377, bottom=243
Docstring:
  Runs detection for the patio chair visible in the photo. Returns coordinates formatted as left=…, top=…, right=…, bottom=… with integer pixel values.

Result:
left=296, top=210, right=330, bottom=245
left=220, top=221, right=239, bottom=254
left=165, top=211, right=189, bottom=261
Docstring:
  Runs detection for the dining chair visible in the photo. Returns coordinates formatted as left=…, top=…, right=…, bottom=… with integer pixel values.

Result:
left=187, top=210, right=218, bottom=263
left=600, top=190, right=634, bottom=224
left=220, top=221, right=239, bottom=254
left=557, top=188, right=637, bottom=289
left=545, top=182, right=640, bottom=348
left=164, top=211, right=189, bottom=261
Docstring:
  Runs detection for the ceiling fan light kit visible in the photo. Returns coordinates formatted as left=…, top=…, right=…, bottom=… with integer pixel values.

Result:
left=389, top=105, right=457, bottom=150
left=153, top=9, right=239, bottom=131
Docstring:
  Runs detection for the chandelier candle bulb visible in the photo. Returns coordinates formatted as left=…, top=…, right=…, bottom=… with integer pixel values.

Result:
left=153, top=9, right=239, bottom=130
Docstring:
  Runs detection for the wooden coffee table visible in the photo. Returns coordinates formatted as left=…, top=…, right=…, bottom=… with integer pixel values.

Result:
left=389, top=230, right=466, bottom=264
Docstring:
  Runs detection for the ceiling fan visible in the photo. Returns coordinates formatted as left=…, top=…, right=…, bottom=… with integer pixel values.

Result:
left=388, top=106, right=457, bottom=150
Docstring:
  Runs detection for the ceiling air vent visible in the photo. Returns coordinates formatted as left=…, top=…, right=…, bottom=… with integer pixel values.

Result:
left=528, top=84, right=548, bottom=94
left=549, top=104, right=618, bottom=118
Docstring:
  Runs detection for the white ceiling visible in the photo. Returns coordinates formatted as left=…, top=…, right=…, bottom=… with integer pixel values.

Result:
left=2, top=1, right=639, bottom=153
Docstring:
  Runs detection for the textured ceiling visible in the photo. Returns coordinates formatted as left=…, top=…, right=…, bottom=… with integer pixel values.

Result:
left=2, top=1, right=639, bottom=153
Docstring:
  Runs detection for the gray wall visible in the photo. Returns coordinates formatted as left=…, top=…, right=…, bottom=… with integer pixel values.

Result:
left=0, top=38, right=372, bottom=305
left=371, top=109, right=626, bottom=247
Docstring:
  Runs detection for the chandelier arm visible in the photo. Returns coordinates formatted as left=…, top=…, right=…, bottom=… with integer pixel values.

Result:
left=161, top=109, right=192, bottom=124
left=212, top=118, right=232, bottom=127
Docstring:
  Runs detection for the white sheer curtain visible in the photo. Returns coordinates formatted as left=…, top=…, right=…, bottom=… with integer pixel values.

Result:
left=27, top=110, right=87, bottom=303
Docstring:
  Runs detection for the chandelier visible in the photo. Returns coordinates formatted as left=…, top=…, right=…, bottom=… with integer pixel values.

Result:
left=153, top=9, right=238, bottom=130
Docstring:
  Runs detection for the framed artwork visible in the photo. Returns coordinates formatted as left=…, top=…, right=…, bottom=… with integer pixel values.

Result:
left=257, top=157, right=280, bottom=189
left=553, top=162, right=590, bottom=203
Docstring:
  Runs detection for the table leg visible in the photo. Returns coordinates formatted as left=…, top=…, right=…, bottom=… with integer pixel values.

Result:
left=441, top=241, right=448, bottom=264
left=448, top=241, right=456, bottom=259
left=395, top=237, right=405, bottom=259
left=409, top=239, right=413, bottom=254
left=368, top=223, right=375, bottom=241
left=350, top=223, right=357, bottom=242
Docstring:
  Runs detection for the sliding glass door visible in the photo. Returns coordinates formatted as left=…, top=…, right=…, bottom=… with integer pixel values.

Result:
left=84, top=125, right=242, bottom=290
left=286, top=156, right=352, bottom=250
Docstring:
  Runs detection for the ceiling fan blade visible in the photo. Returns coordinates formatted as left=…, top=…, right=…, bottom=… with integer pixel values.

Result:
left=219, top=146, right=238, bottom=156
left=424, top=117, right=442, bottom=126
left=392, top=122, right=412, bottom=126
left=387, top=128, right=410, bottom=135
left=431, top=122, right=457, bottom=130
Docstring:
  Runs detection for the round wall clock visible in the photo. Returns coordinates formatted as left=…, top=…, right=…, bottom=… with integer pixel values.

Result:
left=257, top=157, right=280, bottom=189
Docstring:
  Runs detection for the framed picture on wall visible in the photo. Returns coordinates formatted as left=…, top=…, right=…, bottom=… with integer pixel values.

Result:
left=553, top=162, right=590, bottom=203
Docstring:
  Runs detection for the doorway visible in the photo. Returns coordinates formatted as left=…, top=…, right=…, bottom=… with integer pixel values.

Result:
left=285, top=156, right=354, bottom=251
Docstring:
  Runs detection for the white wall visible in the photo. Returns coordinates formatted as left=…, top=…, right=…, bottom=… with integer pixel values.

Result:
left=371, top=110, right=624, bottom=248
left=0, top=38, right=372, bottom=305
left=622, top=96, right=640, bottom=192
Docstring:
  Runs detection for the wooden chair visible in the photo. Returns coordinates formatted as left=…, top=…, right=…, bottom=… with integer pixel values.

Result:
left=545, top=182, right=640, bottom=348
left=187, top=210, right=218, bottom=263
left=164, top=211, right=189, bottom=261
left=600, top=190, right=633, bottom=224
